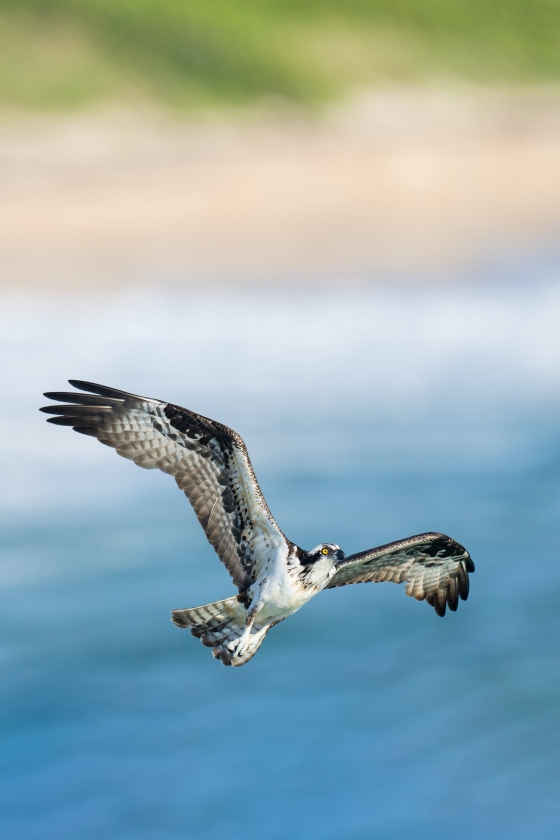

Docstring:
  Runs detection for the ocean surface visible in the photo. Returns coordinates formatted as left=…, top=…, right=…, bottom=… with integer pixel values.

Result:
left=1, top=275, right=560, bottom=839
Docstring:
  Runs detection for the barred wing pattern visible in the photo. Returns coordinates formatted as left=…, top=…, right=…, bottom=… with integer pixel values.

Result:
left=327, top=533, right=474, bottom=616
left=41, top=381, right=287, bottom=591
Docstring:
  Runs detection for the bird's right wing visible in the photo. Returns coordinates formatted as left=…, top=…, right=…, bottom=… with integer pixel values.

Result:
left=40, top=380, right=288, bottom=591
left=326, top=532, right=474, bottom=616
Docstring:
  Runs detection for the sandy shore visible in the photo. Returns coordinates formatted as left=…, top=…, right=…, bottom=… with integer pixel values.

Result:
left=2, top=88, right=560, bottom=291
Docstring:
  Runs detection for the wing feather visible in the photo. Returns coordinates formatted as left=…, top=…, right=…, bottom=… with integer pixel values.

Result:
left=41, top=380, right=287, bottom=590
left=326, top=532, right=474, bottom=617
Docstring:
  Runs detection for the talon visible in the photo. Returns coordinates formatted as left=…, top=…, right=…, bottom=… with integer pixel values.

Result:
left=226, top=634, right=251, bottom=657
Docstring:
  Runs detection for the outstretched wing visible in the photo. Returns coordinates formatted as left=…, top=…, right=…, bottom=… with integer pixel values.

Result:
left=326, top=532, right=474, bottom=616
left=41, top=380, right=287, bottom=591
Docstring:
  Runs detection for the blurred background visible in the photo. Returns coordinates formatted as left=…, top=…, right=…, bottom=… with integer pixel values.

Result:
left=1, top=3, right=560, bottom=839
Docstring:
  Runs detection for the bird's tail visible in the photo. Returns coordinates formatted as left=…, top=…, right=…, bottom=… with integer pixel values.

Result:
left=171, top=596, right=270, bottom=667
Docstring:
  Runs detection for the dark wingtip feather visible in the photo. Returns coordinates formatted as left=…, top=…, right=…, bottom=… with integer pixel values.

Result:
left=46, top=416, right=79, bottom=426
left=433, top=588, right=447, bottom=617
left=41, top=405, right=112, bottom=416
left=458, top=564, right=470, bottom=600
left=447, top=577, right=459, bottom=611
left=68, top=380, right=132, bottom=400
left=43, top=392, right=124, bottom=408
left=73, top=427, right=101, bottom=437
left=68, top=379, right=104, bottom=391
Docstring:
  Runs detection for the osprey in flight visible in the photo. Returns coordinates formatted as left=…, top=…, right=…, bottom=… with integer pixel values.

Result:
left=41, top=381, right=474, bottom=667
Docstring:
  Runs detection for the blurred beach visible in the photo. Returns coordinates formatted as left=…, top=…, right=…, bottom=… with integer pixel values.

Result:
left=2, top=3, right=560, bottom=839
left=2, top=88, right=560, bottom=291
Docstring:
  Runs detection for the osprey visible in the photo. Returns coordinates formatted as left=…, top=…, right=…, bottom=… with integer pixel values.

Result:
left=41, top=381, right=475, bottom=667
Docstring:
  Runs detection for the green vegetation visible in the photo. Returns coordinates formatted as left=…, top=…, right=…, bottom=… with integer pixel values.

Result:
left=1, top=1, right=560, bottom=111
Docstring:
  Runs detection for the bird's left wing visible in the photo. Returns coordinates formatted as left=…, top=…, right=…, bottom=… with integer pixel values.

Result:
left=40, top=380, right=287, bottom=592
left=326, top=532, right=474, bottom=616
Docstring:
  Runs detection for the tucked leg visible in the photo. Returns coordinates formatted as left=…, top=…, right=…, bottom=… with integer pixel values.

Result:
left=227, top=600, right=263, bottom=657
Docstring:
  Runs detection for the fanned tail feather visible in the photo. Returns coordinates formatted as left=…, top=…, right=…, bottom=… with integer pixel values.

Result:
left=171, top=596, right=269, bottom=667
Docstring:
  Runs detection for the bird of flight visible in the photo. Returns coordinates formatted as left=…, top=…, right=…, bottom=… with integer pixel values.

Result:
left=41, top=381, right=474, bottom=667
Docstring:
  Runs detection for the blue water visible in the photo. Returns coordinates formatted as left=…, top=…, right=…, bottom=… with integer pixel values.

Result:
left=1, top=279, right=560, bottom=839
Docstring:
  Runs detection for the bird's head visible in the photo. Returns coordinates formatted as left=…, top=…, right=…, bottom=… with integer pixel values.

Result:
left=304, top=543, right=346, bottom=564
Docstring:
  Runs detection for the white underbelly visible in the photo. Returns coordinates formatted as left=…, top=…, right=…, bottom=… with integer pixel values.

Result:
left=260, top=568, right=308, bottom=617
left=256, top=555, right=330, bottom=622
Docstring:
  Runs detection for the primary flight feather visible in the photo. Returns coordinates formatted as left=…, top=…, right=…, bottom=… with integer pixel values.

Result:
left=41, top=381, right=474, bottom=666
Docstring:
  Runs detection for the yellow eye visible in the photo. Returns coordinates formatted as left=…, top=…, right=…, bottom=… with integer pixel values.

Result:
left=321, top=547, right=329, bottom=555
